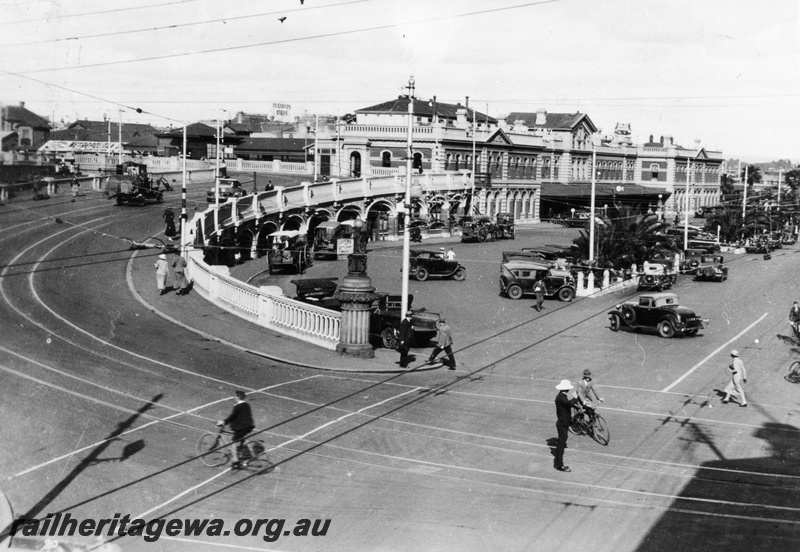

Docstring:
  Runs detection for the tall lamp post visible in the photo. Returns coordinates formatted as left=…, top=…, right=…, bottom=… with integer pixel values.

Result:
left=684, top=156, right=692, bottom=251
left=588, top=133, right=599, bottom=263
left=401, top=76, right=415, bottom=318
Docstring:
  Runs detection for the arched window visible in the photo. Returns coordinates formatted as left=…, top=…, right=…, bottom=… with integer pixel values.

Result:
left=413, top=152, right=423, bottom=173
left=455, top=154, right=461, bottom=171
left=445, top=153, right=451, bottom=170
left=381, top=151, right=392, bottom=168
left=650, top=164, right=659, bottom=180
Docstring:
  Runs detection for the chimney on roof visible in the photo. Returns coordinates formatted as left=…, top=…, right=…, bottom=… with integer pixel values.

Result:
left=694, top=139, right=701, bottom=150
left=19, top=101, right=25, bottom=109
left=535, top=110, right=547, bottom=125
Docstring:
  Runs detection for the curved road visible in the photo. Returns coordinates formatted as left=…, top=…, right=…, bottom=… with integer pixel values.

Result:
left=1, top=185, right=799, bottom=552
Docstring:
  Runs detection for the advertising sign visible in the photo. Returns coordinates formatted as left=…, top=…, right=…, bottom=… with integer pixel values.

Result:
left=337, top=238, right=354, bottom=260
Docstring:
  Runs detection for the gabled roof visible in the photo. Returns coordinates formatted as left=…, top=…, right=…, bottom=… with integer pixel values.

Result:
left=505, top=112, right=596, bottom=132
left=3, top=104, right=51, bottom=129
left=157, top=122, right=218, bottom=138
left=357, top=96, right=497, bottom=124
left=53, top=120, right=160, bottom=148
left=236, top=137, right=308, bottom=152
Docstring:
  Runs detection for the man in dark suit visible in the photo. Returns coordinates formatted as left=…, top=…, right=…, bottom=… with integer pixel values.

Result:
left=554, top=379, right=581, bottom=472
left=216, top=390, right=255, bottom=469
left=398, top=311, right=414, bottom=368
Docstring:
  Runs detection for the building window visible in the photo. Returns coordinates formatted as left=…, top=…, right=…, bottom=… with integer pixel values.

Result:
left=650, top=164, right=659, bottom=180
left=381, top=151, right=392, bottom=167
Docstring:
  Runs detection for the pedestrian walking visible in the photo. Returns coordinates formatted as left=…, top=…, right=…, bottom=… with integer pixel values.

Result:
left=722, top=350, right=747, bottom=407
left=163, top=208, right=177, bottom=237
left=398, top=311, right=414, bottom=368
left=533, top=277, right=545, bottom=312
left=554, top=379, right=581, bottom=472
left=70, top=177, right=79, bottom=202
left=172, top=253, right=189, bottom=295
left=154, top=254, right=169, bottom=295
left=427, top=318, right=456, bottom=370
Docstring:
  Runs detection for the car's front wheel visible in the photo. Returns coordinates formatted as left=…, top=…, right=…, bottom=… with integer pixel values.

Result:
left=609, top=314, right=620, bottom=332
left=453, top=267, right=466, bottom=281
left=381, top=327, right=399, bottom=350
left=657, top=320, right=675, bottom=338
left=557, top=287, right=575, bottom=302
left=507, top=285, right=523, bottom=300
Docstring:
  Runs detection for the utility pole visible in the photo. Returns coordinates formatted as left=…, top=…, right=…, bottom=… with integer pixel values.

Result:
left=684, top=157, right=691, bottom=251
left=589, top=134, right=598, bottom=263
left=401, top=76, right=415, bottom=318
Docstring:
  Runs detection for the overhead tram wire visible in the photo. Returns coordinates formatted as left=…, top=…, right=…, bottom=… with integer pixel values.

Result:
left=0, top=0, right=200, bottom=25
left=11, top=0, right=560, bottom=75
left=0, top=0, right=371, bottom=48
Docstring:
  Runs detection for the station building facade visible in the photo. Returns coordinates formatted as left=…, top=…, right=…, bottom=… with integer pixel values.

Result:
left=313, top=94, right=724, bottom=221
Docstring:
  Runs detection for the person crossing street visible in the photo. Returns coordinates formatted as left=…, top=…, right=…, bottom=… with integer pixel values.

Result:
left=427, top=318, right=456, bottom=370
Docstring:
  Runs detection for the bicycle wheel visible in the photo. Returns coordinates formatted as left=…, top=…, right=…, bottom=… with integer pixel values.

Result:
left=785, top=361, right=800, bottom=383
left=589, top=414, right=610, bottom=446
left=568, top=419, right=585, bottom=436
left=197, top=433, right=228, bottom=467
left=242, top=440, right=271, bottom=473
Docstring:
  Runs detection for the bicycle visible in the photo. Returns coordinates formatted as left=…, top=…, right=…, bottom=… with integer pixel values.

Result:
left=568, top=405, right=610, bottom=445
left=785, top=361, right=800, bottom=384
left=196, top=427, right=271, bottom=472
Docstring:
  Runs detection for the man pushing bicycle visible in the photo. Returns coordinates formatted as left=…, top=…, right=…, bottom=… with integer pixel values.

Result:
left=216, top=390, right=255, bottom=469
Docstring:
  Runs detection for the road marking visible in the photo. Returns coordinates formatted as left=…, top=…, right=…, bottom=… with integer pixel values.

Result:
left=661, top=313, right=769, bottom=393
left=134, top=386, right=421, bottom=521
left=8, top=373, right=321, bottom=479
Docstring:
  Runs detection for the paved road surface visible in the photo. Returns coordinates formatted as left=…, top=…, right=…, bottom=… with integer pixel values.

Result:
left=1, top=184, right=799, bottom=551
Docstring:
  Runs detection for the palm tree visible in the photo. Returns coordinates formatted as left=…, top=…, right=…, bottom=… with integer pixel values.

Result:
left=572, top=207, right=677, bottom=268
left=704, top=208, right=743, bottom=243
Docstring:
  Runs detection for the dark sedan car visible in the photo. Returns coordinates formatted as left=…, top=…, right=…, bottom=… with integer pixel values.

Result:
left=408, top=250, right=466, bottom=281
left=608, top=292, right=708, bottom=338
left=694, top=255, right=729, bottom=282
left=499, top=260, right=576, bottom=302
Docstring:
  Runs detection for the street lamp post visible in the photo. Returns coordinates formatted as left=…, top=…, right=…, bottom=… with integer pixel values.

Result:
left=401, top=76, right=415, bottom=318
left=588, top=134, right=599, bottom=263
left=684, top=156, right=691, bottom=251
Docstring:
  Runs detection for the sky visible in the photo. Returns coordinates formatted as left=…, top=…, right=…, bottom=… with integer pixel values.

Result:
left=1, top=0, right=798, bottom=162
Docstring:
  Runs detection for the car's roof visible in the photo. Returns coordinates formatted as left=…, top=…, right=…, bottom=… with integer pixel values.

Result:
left=218, top=178, right=240, bottom=184
left=316, top=220, right=341, bottom=229
left=503, top=260, right=551, bottom=270
left=636, top=292, right=678, bottom=301
left=410, top=250, right=441, bottom=256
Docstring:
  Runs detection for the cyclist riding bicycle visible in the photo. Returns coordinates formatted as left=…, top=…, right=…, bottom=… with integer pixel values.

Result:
left=574, top=369, right=603, bottom=425
left=789, top=302, right=800, bottom=341
left=216, top=390, right=255, bottom=469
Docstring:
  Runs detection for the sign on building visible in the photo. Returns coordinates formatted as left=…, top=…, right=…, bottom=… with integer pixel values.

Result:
left=273, top=103, right=291, bottom=122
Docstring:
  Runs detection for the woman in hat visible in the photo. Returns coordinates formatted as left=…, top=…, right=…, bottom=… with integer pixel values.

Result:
left=154, top=253, right=169, bottom=295
left=554, top=379, right=581, bottom=472
left=722, top=350, right=747, bottom=407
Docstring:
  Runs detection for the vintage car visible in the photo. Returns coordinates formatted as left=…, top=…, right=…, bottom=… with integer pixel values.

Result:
left=408, top=250, right=466, bottom=281
left=680, top=248, right=706, bottom=274
left=265, top=230, right=313, bottom=274
left=290, top=282, right=439, bottom=350
left=687, top=239, right=722, bottom=254
left=608, top=292, right=708, bottom=338
left=460, top=216, right=497, bottom=242
left=494, top=213, right=515, bottom=239
left=637, top=260, right=676, bottom=291
left=312, top=220, right=368, bottom=259
left=499, top=260, right=576, bottom=302
left=521, top=244, right=577, bottom=263
left=744, top=236, right=773, bottom=254
left=694, top=255, right=729, bottom=282
left=206, top=178, right=246, bottom=203
left=370, top=293, right=440, bottom=349
left=104, top=174, right=163, bottom=206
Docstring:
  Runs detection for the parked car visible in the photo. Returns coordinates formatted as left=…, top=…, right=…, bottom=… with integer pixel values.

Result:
left=608, top=292, right=708, bottom=338
left=265, top=230, right=312, bottom=274
left=687, top=239, right=721, bottom=254
left=494, top=213, right=515, bottom=239
left=460, top=216, right=497, bottom=242
left=105, top=174, right=163, bottom=206
left=408, top=250, right=466, bottom=281
left=499, top=260, right=576, bottom=302
left=638, top=259, right=677, bottom=291
left=369, top=294, right=440, bottom=349
left=206, top=178, right=246, bottom=203
left=694, top=255, right=729, bottom=282
left=681, top=248, right=706, bottom=274
left=521, top=244, right=578, bottom=263
left=744, top=236, right=773, bottom=254
left=289, top=282, right=439, bottom=349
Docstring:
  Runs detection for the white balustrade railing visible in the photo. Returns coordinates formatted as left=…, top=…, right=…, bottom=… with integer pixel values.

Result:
left=186, top=250, right=341, bottom=349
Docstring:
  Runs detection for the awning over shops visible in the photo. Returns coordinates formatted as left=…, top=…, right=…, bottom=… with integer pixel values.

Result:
left=38, top=140, right=125, bottom=154
left=541, top=182, right=671, bottom=216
